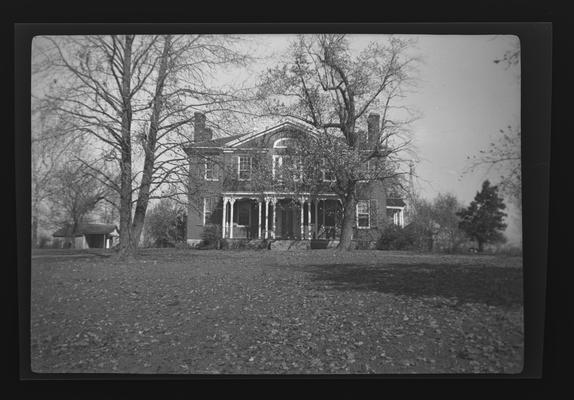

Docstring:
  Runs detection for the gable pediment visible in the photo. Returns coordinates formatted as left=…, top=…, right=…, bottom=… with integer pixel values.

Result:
left=228, top=120, right=320, bottom=149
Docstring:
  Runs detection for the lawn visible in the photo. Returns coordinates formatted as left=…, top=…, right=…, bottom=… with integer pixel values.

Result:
left=30, top=249, right=523, bottom=374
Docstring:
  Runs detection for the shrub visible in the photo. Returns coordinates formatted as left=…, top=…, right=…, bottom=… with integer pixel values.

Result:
left=354, top=240, right=376, bottom=250
left=377, top=224, right=418, bottom=250
left=174, top=241, right=191, bottom=249
left=220, top=239, right=249, bottom=250
left=200, top=225, right=221, bottom=249
left=144, top=199, right=187, bottom=248
left=37, top=234, right=52, bottom=249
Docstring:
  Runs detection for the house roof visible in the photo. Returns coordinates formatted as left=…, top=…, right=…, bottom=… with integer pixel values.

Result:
left=189, top=133, right=245, bottom=148
left=185, top=119, right=322, bottom=150
left=53, top=223, right=118, bottom=237
left=387, top=198, right=406, bottom=207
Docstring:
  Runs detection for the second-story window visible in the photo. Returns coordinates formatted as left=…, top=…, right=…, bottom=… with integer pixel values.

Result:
left=204, top=159, right=218, bottom=181
left=322, top=158, right=335, bottom=182
left=273, top=155, right=302, bottom=181
left=238, top=156, right=252, bottom=181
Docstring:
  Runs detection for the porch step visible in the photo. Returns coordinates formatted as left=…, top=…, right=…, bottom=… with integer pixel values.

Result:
left=310, top=240, right=340, bottom=249
left=269, top=240, right=310, bottom=251
left=269, top=240, right=340, bottom=250
left=246, top=239, right=268, bottom=249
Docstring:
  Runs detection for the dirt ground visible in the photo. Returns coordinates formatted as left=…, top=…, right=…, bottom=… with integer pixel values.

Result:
left=30, top=249, right=523, bottom=374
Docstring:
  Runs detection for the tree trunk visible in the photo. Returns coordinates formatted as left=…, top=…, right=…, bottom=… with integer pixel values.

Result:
left=337, top=193, right=357, bottom=251
left=478, top=239, right=484, bottom=252
left=117, top=35, right=135, bottom=258
left=131, top=35, right=171, bottom=248
left=31, top=214, right=38, bottom=249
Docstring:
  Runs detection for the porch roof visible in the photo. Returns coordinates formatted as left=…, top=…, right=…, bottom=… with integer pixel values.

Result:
left=387, top=198, right=406, bottom=207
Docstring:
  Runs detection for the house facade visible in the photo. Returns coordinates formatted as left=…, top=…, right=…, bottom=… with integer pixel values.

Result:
left=183, top=112, right=405, bottom=247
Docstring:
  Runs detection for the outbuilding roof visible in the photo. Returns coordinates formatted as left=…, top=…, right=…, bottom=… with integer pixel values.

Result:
left=52, top=223, right=118, bottom=237
left=387, top=198, right=406, bottom=207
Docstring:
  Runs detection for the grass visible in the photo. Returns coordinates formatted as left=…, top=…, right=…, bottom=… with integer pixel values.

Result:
left=30, top=249, right=523, bottom=374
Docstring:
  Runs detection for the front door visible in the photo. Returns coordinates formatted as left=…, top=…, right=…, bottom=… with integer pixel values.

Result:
left=280, top=206, right=295, bottom=239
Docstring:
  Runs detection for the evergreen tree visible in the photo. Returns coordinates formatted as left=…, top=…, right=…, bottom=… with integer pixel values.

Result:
left=457, top=180, right=507, bottom=252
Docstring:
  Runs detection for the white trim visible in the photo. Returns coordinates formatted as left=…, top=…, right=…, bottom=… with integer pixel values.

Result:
left=220, top=191, right=340, bottom=199
left=222, top=148, right=268, bottom=153
left=264, top=199, right=269, bottom=239
left=222, top=197, right=228, bottom=238
left=258, top=200, right=262, bottom=239
left=229, top=198, right=235, bottom=238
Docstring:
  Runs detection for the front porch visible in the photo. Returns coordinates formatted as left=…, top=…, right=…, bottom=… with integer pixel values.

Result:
left=221, top=193, right=343, bottom=240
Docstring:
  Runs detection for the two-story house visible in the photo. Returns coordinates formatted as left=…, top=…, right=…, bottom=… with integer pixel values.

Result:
left=183, top=112, right=405, bottom=247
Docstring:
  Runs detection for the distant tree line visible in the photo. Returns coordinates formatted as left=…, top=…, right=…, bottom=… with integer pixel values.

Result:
left=379, top=180, right=508, bottom=253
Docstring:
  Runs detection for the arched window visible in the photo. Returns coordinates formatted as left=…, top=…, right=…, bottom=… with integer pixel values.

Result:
left=273, top=138, right=298, bottom=149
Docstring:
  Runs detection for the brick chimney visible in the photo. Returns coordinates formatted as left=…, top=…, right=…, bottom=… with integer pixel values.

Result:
left=367, top=113, right=380, bottom=146
left=194, top=112, right=212, bottom=142
left=203, top=128, right=213, bottom=141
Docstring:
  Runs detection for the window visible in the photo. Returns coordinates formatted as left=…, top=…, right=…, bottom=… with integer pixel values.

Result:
left=238, top=156, right=252, bottom=181
left=272, top=155, right=282, bottom=180
left=273, top=138, right=298, bottom=149
left=273, top=155, right=301, bottom=181
left=204, top=159, right=218, bottom=181
left=357, top=200, right=370, bottom=229
left=387, top=207, right=404, bottom=227
left=203, top=197, right=218, bottom=225
left=322, top=158, right=335, bottom=182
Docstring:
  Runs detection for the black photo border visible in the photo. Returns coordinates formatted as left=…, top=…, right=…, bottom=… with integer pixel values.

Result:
left=12, top=19, right=553, bottom=387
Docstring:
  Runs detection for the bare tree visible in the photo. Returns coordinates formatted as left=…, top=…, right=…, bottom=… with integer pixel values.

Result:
left=257, top=34, right=419, bottom=250
left=465, top=125, right=521, bottom=209
left=30, top=95, right=85, bottom=247
left=49, top=161, right=109, bottom=248
left=35, top=34, right=250, bottom=257
left=465, top=38, right=521, bottom=209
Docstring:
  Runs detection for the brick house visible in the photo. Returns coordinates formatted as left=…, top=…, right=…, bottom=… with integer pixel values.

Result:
left=183, top=112, right=406, bottom=247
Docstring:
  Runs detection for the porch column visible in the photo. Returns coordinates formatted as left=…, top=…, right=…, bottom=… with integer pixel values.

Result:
left=314, top=199, right=318, bottom=238
left=323, top=200, right=326, bottom=229
left=300, top=198, right=305, bottom=239
left=258, top=200, right=262, bottom=239
left=222, top=197, right=228, bottom=238
left=271, top=198, right=277, bottom=239
left=264, top=198, right=269, bottom=239
left=307, top=198, right=312, bottom=239
left=229, top=198, right=236, bottom=239
left=400, top=208, right=404, bottom=227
